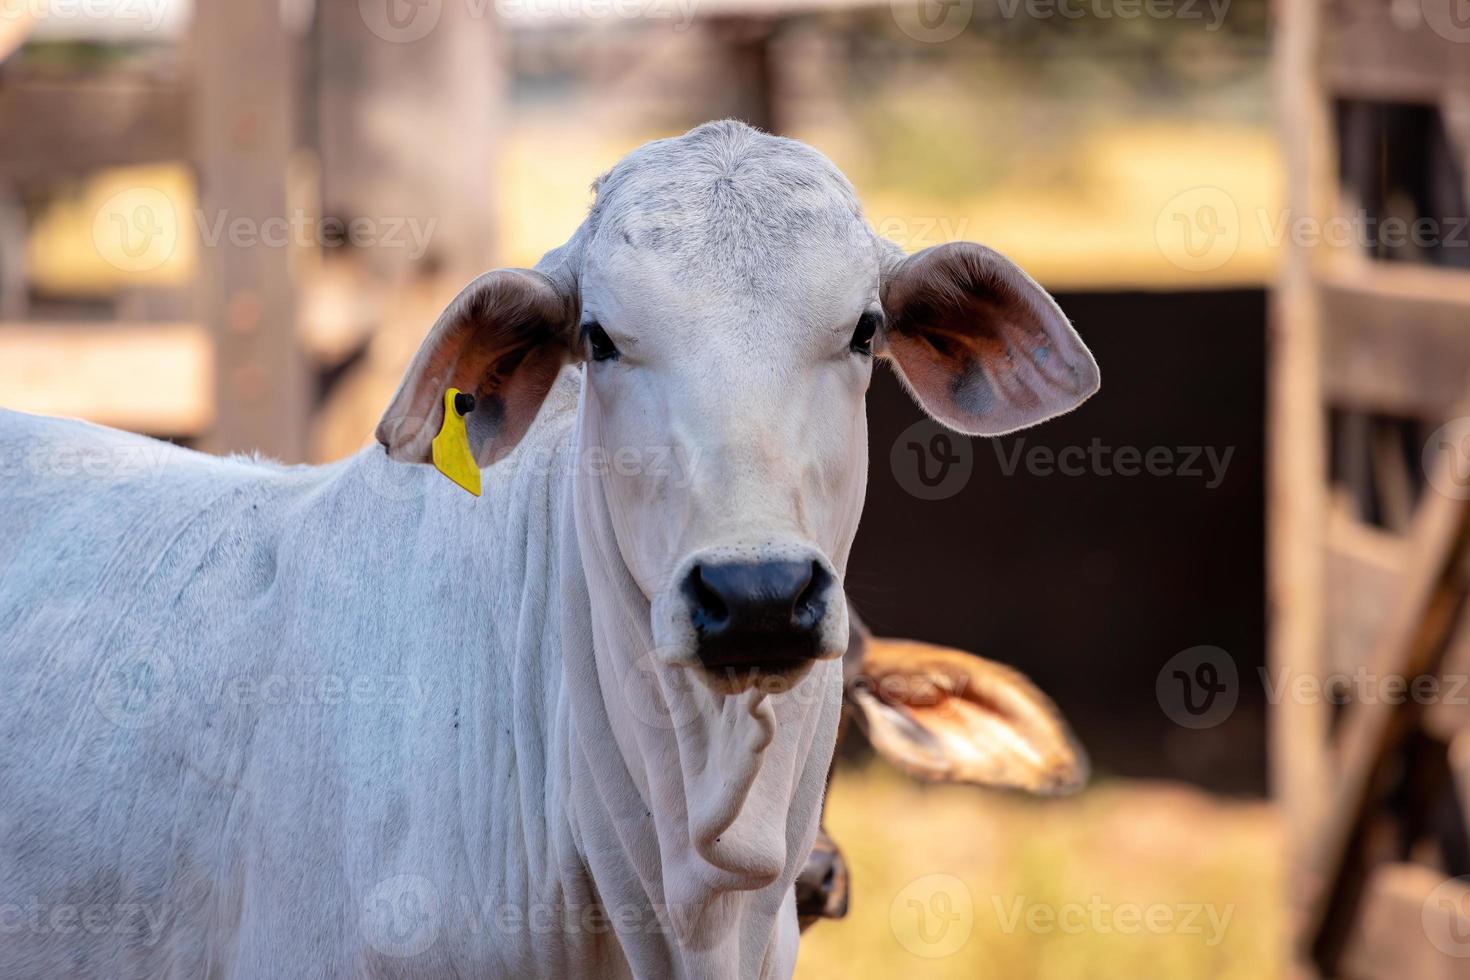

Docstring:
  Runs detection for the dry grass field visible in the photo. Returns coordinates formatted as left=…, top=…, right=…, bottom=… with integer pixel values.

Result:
left=796, top=764, right=1283, bottom=980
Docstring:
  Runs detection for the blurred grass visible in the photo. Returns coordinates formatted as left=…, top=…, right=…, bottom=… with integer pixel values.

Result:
left=796, top=763, right=1282, bottom=980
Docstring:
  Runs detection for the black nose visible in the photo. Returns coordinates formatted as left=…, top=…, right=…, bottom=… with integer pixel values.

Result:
left=683, top=559, right=832, bottom=672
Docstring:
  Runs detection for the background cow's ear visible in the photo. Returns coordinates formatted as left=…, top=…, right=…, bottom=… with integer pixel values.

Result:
left=879, top=241, right=1099, bottom=436
left=848, top=636, right=1089, bottom=796
left=376, top=269, right=578, bottom=465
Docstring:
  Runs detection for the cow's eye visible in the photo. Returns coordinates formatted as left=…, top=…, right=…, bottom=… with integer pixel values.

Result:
left=849, top=311, right=880, bottom=356
left=585, top=322, right=619, bottom=362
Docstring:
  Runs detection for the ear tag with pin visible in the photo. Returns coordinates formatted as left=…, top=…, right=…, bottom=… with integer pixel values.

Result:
left=432, top=388, right=481, bottom=497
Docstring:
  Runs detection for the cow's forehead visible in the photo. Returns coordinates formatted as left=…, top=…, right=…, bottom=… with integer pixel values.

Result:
left=581, top=121, right=877, bottom=301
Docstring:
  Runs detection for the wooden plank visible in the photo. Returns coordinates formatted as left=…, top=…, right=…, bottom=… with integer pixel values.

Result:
left=1325, top=504, right=1406, bottom=675
left=0, top=80, right=187, bottom=185
left=1271, top=0, right=1337, bottom=973
left=1304, top=462, right=1470, bottom=974
left=1340, top=863, right=1470, bottom=980
left=1424, top=620, right=1470, bottom=741
left=0, top=321, right=211, bottom=434
left=1320, top=264, right=1470, bottom=418
left=192, top=2, right=309, bottom=462
left=1321, top=0, right=1470, bottom=103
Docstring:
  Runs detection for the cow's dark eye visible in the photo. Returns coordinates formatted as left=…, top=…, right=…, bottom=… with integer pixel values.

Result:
left=849, top=311, right=880, bottom=356
left=586, top=322, right=619, bottom=362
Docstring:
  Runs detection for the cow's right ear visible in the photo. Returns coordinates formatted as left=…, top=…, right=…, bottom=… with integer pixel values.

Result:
left=848, top=636, right=1089, bottom=796
left=375, top=269, right=578, bottom=465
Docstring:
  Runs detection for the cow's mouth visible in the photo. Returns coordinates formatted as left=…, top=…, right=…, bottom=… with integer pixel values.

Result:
left=696, top=650, right=820, bottom=695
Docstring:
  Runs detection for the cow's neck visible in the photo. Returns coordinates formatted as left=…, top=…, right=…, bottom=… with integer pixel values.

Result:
left=548, top=371, right=842, bottom=979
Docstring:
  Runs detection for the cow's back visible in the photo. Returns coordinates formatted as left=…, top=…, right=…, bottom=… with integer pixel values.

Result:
left=0, top=410, right=316, bottom=978
left=0, top=384, right=591, bottom=979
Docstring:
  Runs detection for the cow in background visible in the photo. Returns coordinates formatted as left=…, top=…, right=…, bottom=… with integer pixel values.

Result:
left=797, top=607, right=1088, bottom=928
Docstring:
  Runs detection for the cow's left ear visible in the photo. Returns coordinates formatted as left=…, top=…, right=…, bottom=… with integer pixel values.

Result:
left=848, top=636, right=1089, bottom=796
left=376, top=269, right=578, bottom=465
left=880, top=241, right=1099, bottom=436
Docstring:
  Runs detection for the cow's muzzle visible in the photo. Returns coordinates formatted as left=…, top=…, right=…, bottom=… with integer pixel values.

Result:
left=679, top=549, right=840, bottom=679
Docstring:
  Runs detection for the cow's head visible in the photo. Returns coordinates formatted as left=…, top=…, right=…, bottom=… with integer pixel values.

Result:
left=376, top=121, right=1097, bottom=906
left=796, top=610, right=1089, bottom=929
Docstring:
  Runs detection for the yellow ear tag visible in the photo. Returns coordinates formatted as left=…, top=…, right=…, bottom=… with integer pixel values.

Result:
left=431, top=388, right=481, bottom=497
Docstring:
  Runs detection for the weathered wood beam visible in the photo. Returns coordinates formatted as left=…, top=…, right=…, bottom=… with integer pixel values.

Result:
left=1320, top=265, right=1470, bottom=419
left=1340, top=863, right=1470, bottom=980
left=1303, top=462, right=1470, bottom=974
left=1324, top=503, right=1406, bottom=676
left=192, top=2, right=309, bottom=462
left=0, top=80, right=188, bottom=184
left=1321, top=0, right=1470, bottom=104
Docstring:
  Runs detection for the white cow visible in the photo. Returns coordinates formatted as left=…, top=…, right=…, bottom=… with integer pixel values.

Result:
left=0, top=120, right=1098, bottom=979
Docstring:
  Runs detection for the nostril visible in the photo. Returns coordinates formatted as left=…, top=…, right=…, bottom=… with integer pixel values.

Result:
left=687, top=565, right=729, bottom=629
left=792, top=560, right=828, bottom=629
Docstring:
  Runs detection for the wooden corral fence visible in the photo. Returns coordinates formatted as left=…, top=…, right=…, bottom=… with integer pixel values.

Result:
left=0, top=1, right=498, bottom=460
left=1272, top=0, right=1470, bottom=977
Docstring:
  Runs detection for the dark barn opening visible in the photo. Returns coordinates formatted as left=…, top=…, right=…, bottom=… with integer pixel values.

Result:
left=849, top=288, right=1267, bottom=795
